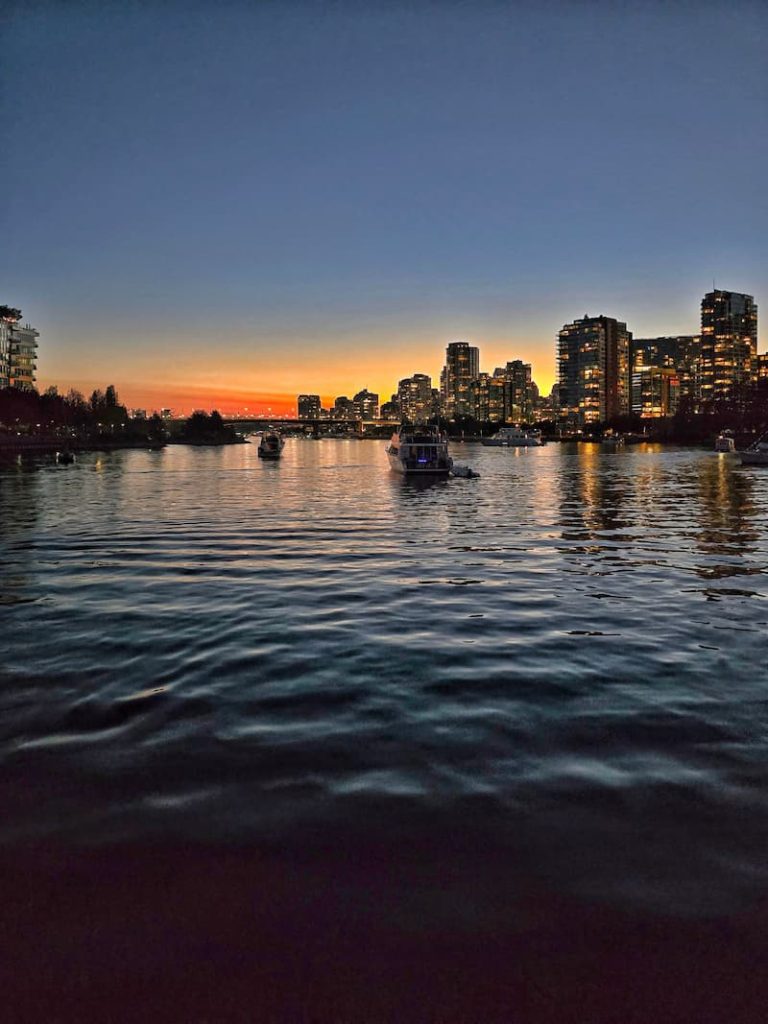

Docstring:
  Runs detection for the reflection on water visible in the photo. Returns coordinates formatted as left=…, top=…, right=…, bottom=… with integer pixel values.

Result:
left=1, top=440, right=768, bottom=914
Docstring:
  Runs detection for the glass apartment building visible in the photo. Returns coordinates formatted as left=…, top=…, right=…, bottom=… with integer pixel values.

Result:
left=557, top=315, right=631, bottom=425
left=441, top=341, right=479, bottom=419
left=700, top=290, right=758, bottom=403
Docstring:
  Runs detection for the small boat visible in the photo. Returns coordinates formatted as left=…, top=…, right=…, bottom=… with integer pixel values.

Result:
left=481, top=426, right=545, bottom=447
left=56, top=450, right=75, bottom=464
left=602, top=434, right=625, bottom=449
left=738, top=437, right=768, bottom=466
left=387, top=425, right=452, bottom=475
left=715, top=432, right=736, bottom=453
left=451, top=463, right=480, bottom=478
left=258, top=431, right=284, bottom=459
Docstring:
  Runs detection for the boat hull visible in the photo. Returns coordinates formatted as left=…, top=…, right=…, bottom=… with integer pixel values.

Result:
left=738, top=451, right=768, bottom=465
left=387, top=450, right=451, bottom=475
left=481, top=438, right=543, bottom=447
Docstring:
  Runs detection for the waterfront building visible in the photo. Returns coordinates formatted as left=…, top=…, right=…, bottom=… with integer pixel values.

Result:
left=758, top=353, right=768, bottom=383
left=0, top=307, right=38, bottom=391
left=441, top=341, right=479, bottom=419
left=502, top=360, right=534, bottom=423
left=397, top=374, right=432, bottom=423
left=380, top=397, right=400, bottom=420
left=430, top=388, right=442, bottom=419
left=630, top=366, right=680, bottom=418
left=632, top=336, right=701, bottom=406
left=298, top=394, right=322, bottom=418
left=333, top=396, right=355, bottom=419
left=469, top=373, right=491, bottom=421
left=352, top=389, right=379, bottom=420
left=557, top=315, right=631, bottom=424
left=700, top=290, right=758, bottom=403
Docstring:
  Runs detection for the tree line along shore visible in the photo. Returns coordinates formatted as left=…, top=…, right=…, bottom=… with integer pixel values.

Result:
left=2, top=380, right=768, bottom=456
left=0, top=386, right=243, bottom=454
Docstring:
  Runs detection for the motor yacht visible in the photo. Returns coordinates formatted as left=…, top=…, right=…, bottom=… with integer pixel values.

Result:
left=481, top=426, right=545, bottom=447
left=258, top=430, right=285, bottom=459
left=386, top=425, right=453, bottom=475
left=715, top=432, right=736, bottom=453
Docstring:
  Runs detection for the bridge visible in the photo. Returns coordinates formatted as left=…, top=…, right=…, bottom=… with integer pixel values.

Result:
left=221, top=417, right=401, bottom=438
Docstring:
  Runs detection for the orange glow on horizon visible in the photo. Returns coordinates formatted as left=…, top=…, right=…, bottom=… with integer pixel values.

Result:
left=38, top=337, right=556, bottom=416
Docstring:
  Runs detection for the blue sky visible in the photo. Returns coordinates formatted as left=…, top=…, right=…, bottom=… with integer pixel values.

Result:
left=3, top=1, right=766, bottom=408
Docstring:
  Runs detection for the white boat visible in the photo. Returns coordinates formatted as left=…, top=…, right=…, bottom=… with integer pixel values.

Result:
left=715, top=433, right=736, bottom=453
left=738, top=438, right=768, bottom=466
left=386, top=425, right=453, bottom=475
left=258, top=430, right=285, bottom=459
left=481, top=426, right=545, bottom=447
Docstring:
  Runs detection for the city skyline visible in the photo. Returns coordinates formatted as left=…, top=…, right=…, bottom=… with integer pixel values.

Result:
left=4, top=3, right=766, bottom=414
left=19, top=282, right=762, bottom=418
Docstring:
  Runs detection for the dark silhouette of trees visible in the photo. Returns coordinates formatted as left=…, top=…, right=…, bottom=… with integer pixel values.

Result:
left=0, top=384, right=168, bottom=447
left=177, top=410, right=241, bottom=445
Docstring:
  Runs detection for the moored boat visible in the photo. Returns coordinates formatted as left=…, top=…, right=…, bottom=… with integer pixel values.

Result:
left=738, top=437, right=768, bottom=466
left=481, top=426, right=545, bottom=447
left=386, top=425, right=452, bottom=475
left=258, top=431, right=285, bottom=459
left=715, top=432, right=736, bottom=453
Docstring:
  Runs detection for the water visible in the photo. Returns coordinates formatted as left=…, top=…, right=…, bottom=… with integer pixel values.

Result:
left=2, top=439, right=767, bottom=916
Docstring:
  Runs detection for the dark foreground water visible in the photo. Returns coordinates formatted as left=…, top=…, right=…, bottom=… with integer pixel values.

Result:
left=1, top=440, right=767, bottom=1021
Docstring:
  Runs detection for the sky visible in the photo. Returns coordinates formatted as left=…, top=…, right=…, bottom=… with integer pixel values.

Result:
left=3, top=0, right=767, bottom=414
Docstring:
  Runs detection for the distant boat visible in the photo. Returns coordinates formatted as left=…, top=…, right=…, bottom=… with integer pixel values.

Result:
left=386, top=425, right=452, bottom=475
left=738, top=436, right=768, bottom=466
left=715, top=432, right=736, bottom=453
left=258, top=431, right=284, bottom=459
left=602, top=434, right=625, bottom=449
left=481, top=426, right=545, bottom=447
left=56, top=449, right=75, bottom=464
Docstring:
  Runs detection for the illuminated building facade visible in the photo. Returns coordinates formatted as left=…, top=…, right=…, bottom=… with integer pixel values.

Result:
left=632, top=336, right=701, bottom=406
left=0, top=309, right=38, bottom=391
left=380, top=397, right=400, bottom=419
left=352, top=389, right=379, bottom=419
left=468, top=373, right=491, bottom=421
left=441, top=341, right=479, bottom=418
left=557, top=315, right=631, bottom=424
left=333, top=396, right=355, bottom=418
left=700, top=290, right=758, bottom=403
left=502, top=359, right=533, bottom=423
left=757, top=352, right=768, bottom=383
left=397, top=374, right=432, bottom=423
left=630, top=366, right=680, bottom=418
left=298, top=394, right=322, bottom=418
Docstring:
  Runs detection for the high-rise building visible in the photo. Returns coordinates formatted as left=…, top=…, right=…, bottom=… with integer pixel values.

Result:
left=0, top=307, right=38, bottom=391
left=352, top=389, right=379, bottom=420
left=333, top=396, right=355, bottom=419
left=757, top=353, right=768, bottom=383
left=632, top=336, right=701, bottom=406
left=298, top=394, right=322, bottom=418
left=502, top=360, right=533, bottom=423
left=397, top=374, right=432, bottom=423
left=380, top=397, right=400, bottom=420
left=557, top=315, right=632, bottom=424
left=700, top=290, right=758, bottom=403
left=441, top=341, right=479, bottom=419
left=631, top=367, right=680, bottom=418
left=469, top=373, right=491, bottom=421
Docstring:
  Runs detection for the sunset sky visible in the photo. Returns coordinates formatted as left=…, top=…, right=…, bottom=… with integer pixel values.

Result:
left=4, top=1, right=767, bottom=415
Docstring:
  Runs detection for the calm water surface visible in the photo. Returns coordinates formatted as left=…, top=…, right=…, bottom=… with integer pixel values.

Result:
left=2, top=440, right=767, bottom=915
